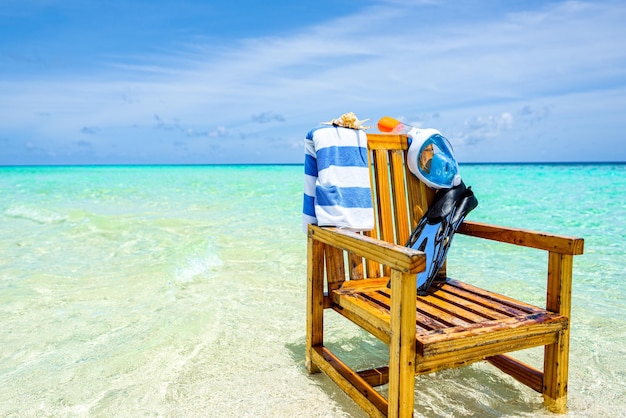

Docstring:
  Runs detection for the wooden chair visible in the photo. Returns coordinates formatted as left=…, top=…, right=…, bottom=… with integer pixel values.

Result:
left=305, top=133, right=584, bottom=417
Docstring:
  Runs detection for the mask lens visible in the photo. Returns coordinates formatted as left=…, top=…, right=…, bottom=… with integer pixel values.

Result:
left=417, top=135, right=459, bottom=188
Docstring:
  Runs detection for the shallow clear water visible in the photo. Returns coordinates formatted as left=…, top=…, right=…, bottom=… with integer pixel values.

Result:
left=0, top=164, right=624, bottom=417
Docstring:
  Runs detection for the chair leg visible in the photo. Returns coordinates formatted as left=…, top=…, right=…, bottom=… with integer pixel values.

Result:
left=387, top=270, right=417, bottom=418
left=543, top=331, right=569, bottom=413
left=543, top=252, right=573, bottom=413
left=306, top=237, right=324, bottom=374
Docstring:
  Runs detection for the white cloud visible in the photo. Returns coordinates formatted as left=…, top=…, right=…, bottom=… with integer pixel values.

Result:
left=252, top=111, right=286, bottom=124
left=457, top=112, right=514, bottom=146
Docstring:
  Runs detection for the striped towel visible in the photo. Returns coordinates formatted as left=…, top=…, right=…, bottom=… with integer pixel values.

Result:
left=303, top=126, right=374, bottom=232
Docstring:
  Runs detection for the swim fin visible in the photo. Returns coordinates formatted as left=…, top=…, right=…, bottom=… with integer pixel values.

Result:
left=401, top=181, right=478, bottom=295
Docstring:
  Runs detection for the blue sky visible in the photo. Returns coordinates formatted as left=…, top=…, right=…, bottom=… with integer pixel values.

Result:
left=1, top=0, right=625, bottom=165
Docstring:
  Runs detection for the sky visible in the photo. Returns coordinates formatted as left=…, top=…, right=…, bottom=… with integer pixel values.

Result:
left=1, top=0, right=625, bottom=165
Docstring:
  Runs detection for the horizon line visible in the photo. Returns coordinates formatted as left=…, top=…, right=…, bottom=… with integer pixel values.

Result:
left=1, top=161, right=625, bottom=168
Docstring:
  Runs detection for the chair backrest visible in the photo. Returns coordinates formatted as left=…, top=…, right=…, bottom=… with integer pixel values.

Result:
left=359, top=133, right=436, bottom=279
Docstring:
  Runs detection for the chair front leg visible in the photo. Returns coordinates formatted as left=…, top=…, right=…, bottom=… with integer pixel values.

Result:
left=543, top=252, right=574, bottom=413
left=387, top=269, right=417, bottom=418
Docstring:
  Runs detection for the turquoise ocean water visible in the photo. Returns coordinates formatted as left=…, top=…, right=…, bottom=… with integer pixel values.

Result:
left=1, top=163, right=624, bottom=417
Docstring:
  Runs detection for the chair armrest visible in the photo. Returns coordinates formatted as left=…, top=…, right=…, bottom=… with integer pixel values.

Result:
left=308, top=225, right=425, bottom=274
left=458, top=221, right=584, bottom=255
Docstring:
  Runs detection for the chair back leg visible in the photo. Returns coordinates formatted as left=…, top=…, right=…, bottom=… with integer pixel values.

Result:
left=306, top=237, right=325, bottom=374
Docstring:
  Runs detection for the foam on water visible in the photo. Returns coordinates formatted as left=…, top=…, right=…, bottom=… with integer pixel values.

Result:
left=174, top=243, right=224, bottom=284
left=5, top=205, right=67, bottom=224
left=0, top=164, right=624, bottom=417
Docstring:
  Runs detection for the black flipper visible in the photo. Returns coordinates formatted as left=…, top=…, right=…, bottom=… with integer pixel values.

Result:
left=402, top=181, right=478, bottom=295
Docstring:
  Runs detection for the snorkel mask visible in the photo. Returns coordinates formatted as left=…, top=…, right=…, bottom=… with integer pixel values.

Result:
left=406, top=128, right=461, bottom=190
left=377, top=116, right=461, bottom=189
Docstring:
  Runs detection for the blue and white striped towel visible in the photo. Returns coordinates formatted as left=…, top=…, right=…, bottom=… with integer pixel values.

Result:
left=303, top=126, right=374, bottom=232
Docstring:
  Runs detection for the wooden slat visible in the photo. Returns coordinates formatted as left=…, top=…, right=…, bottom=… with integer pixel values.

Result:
left=363, top=230, right=382, bottom=278
left=365, top=150, right=382, bottom=278
left=373, top=150, right=394, bottom=243
left=310, top=347, right=387, bottom=417
left=445, top=279, right=541, bottom=313
left=425, top=289, right=510, bottom=320
left=416, top=333, right=558, bottom=374
left=405, top=168, right=432, bottom=231
left=367, top=133, right=408, bottom=150
left=418, top=314, right=567, bottom=355
left=331, top=276, right=393, bottom=342
left=437, top=285, right=532, bottom=318
left=373, top=150, right=394, bottom=279
left=358, top=366, right=390, bottom=387
left=337, top=277, right=389, bottom=292
left=332, top=292, right=392, bottom=344
left=405, top=167, right=422, bottom=231
left=389, top=150, right=411, bottom=245
left=357, top=289, right=447, bottom=332
left=436, top=284, right=536, bottom=319
left=325, top=245, right=346, bottom=292
left=420, top=293, right=494, bottom=324
left=458, top=221, right=584, bottom=255
left=487, top=354, right=543, bottom=393
left=348, top=251, right=364, bottom=280
left=376, top=288, right=475, bottom=329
